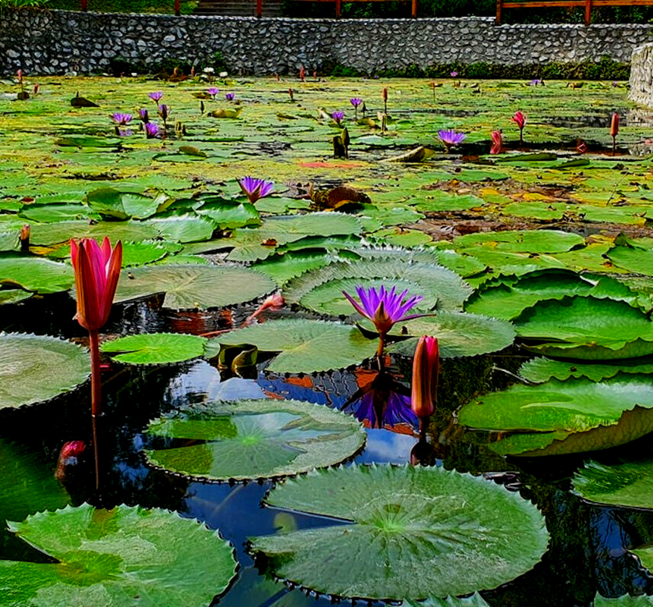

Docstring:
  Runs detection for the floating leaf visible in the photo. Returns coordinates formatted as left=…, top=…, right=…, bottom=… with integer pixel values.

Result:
left=520, top=356, right=653, bottom=383
left=144, top=398, right=366, bottom=482
left=403, top=594, right=492, bottom=607
left=114, top=264, right=274, bottom=309
left=0, top=504, right=237, bottom=607
left=0, top=333, right=90, bottom=409
left=594, top=594, right=653, bottom=606
left=210, top=319, right=378, bottom=374
left=0, top=289, right=32, bottom=305
left=250, top=465, right=548, bottom=601
left=0, top=257, right=73, bottom=294
left=101, top=333, right=208, bottom=365
left=515, top=297, right=653, bottom=360
left=387, top=312, right=515, bottom=358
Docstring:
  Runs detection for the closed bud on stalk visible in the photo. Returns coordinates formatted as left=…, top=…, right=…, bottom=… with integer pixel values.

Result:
left=411, top=336, right=439, bottom=420
left=610, top=112, right=620, bottom=138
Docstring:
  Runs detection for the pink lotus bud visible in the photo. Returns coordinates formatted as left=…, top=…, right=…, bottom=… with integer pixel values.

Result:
left=411, top=336, right=439, bottom=419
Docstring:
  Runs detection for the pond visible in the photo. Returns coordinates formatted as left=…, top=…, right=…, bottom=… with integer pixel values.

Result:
left=1, top=74, right=653, bottom=607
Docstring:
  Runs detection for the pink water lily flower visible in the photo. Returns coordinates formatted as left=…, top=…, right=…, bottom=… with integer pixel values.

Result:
left=343, top=285, right=425, bottom=356
left=490, top=130, right=503, bottom=155
left=512, top=110, right=526, bottom=146
left=239, top=176, right=274, bottom=204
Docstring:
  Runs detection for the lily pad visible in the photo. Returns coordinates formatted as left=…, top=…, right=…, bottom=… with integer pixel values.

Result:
left=144, top=398, right=366, bottom=482
left=114, top=264, right=275, bottom=309
left=250, top=465, right=548, bottom=601
left=0, top=289, right=32, bottom=305
left=403, top=595, right=492, bottom=607
left=283, top=250, right=472, bottom=316
left=209, top=319, right=378, bottom=374
left=519, top=356, right=653, bottom=383
left=0, top=257, right=73, bottom=294
left=515, top=297, right=653, bottom=360
left=0, top=333, right=90, bottom=409
left=387, top=312, right=515, bottom=358
left=0, top=503, right=238, bottom=607
left=594, top=595, right=653, bottom=606
left=101, top=333, right=208, bottom=365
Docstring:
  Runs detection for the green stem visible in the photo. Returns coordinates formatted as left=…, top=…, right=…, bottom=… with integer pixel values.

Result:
left=89, top=329, right=102, bottom=491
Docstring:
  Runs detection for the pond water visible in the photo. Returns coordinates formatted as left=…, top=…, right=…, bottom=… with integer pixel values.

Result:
left=2, top=75, right=653, bottom=607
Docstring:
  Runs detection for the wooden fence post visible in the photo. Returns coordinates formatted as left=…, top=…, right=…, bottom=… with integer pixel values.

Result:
left=81, top=0, right=87, bottom=11
left=411, top=0, right=417, bottom=17
left=496, top=0, right=502, bottom=23
left=585, top=0, right=592, bottom=24
left=256, top=0, right=263, bottom=17
left=335, top=0, right=341, bottom=18
left=174, top=0, right=180, bottom=15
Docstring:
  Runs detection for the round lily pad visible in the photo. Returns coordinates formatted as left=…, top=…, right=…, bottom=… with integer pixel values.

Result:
left=101, top=333, right=208, bottom=365
left=515, top=297, right=653, bottom=360
left=209, top=319, right=378, bottom=374
left=0, top=258, right=73, bottom=294
left=387, top=312, right=515, bottom=358
left=0, top=333, right=90, bottom=409
left=114, top=264, right=275, bottom=309
left=284, top=250, right=472, bottom=316
left=250, top=465, right=549, bottom=601
left=144, top=399, right=366, bottom=482
left=0, top=503, right=238, bottom=607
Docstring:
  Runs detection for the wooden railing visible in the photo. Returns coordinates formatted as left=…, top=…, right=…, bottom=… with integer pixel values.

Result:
left=497, top=0, right=653, bottom=25
left=256, top=0, right=417, bottom=17
left=80, top=0, right=182, bottom=15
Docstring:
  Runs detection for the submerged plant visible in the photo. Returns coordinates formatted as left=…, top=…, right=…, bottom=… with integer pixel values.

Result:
left=438, top=129, right=466, bottom=153
left=610, top=112, right=619, bottom=155
left=71, top=237, right=122, bottom=490
left=342, top=285, right=425, bottom=357
left=239, top=176, right=274, bottom=204
left=511, top=110, right=526, bottom=147
left=411, top=335, right=439, bottom=435
left=490, top=130, right=503, bottom=155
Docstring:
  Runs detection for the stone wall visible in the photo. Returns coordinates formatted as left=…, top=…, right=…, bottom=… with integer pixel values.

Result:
left=629, top=43, right=653, bottom=107
left=0, top=9, right=650, bottom=76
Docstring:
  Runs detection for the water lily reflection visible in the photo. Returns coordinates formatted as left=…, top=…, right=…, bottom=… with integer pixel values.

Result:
left=343, top=369, right=418, bottom=434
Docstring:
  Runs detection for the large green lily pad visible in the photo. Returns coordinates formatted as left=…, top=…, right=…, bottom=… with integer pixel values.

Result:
left=520, top=356, right=653, bottom=383
left=250, top=465, right=549, bottom=601
left=114, top=264, right=275, bottom=309
left=594, top=595, right=653, bottom=606
left=209, top=319, right=378, bottom=374
left=101, top=333, right=208, bottom=365
left=283, top=249, right=472, bottom=316
left=0, top=334, right=90, bottom=409
left=387, top=312, right=515, bottom=358
left=144, top=399, right=366, bottom=482
left=403, top=595, right=491, bottom=607
left=458, top=375, right=653, bottom=456
left=515, top=297, right=653, bottom=360
left=0, top=258, right=73, bottom=294
left=0, top=503, right=238, bottom=607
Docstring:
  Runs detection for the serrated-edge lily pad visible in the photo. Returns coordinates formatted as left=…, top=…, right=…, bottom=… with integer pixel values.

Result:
left=0, top=333, right=90, bottom=409
left=594, top=594, right=653, bottom=606
left=387, top=312, right=515, bottom=358
left=0, top=257, right=73, bottom=294
left=250, top=464, right=549, bottom=601
left=0, top=503, right=238, bottom=607
left=144, top=398, right=366, bottom=482
left=210, top=319, right=378, bottom=374
left=114, top=264, right=275, bottom=310
left=519, top=356, right=653, bottom=383
left=101, top=333, right=208, bottom=365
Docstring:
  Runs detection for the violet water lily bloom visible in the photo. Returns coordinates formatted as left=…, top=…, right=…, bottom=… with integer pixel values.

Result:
left=438, top=129, right=466, bottom=152
left=144, top=122, right=160, bottom=139
left=207, top=87, right=220, bottom=98
left=157, top=104, right=170, bottom=122
left=111, top=113, right=132, bottom=126
left=343, top=285, right=425, bottom=356
left=225, top=93, right=235, bottom=101
left=352, top=390, right=418, bottom=430
left=332, top=111, right=345, bottom=125
left=350, top=98, right=362, bottom=108
left=149, top=91, right=163, bottom=102
left=450, top=71, right=458, bottom=78
left=239, top=176, right=274, bottom=204
left=138, top=108, right=149, bottom=123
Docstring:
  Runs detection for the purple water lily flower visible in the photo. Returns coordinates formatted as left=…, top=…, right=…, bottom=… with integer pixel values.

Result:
left=238, top=176, right=274, bottom=204
left=343, top=285, right=425, bottom=356
left=438, top=129, right=466, bottom=152
left=450, top=71, right=458, bottom=78
left=332, top=111, right=345, bottom=126
left=225, top=93, right=235, bottom=101
left=144, top=122, right=160, bottom=139
left=529, top=78, right=543, bottom=86
left=149, top=91, right=163, bottom=103
left=207, top=87, right=220, bottom=98
left=157, top=104, right=170, bottom=123
left=111, top=113, right=132, bottom=126
left=116, top=128, right=133, bottom=137
left=350, top=97, right=363, bottom=108
left=138, top=108, right=150, bottom=123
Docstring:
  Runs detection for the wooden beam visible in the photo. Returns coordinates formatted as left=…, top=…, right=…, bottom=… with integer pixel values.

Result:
left=585, top=0, right=592, bottom=23
left=496, top=0, right=502, bottom=22
left=256, top=0, right=263, bottom=16
left=411, top=0, right=417, bottom=17
left=81, top=0, right=87, bottom=10
left=335, top=0, right=341, bottom=17
left=174, top=0, right=180, bottom=15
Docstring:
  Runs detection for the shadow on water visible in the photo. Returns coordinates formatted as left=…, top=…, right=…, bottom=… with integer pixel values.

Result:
left=3, top=298, right=653, bottom=606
